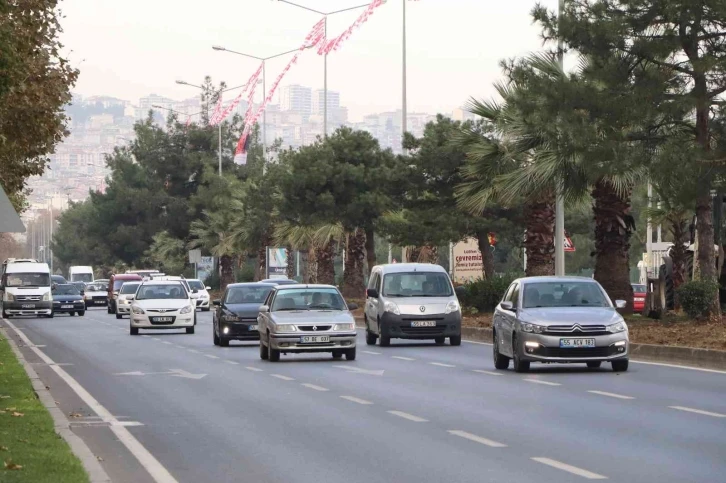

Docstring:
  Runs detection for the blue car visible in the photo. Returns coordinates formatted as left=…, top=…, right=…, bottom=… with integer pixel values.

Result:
left=52, top=284, right=86, bottom=316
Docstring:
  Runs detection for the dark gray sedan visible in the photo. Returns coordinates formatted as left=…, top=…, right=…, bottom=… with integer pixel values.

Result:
left=212, top=283, right=276, bottom=347
left=257, top=284, right=358, bottom=362
left=492, top=276, right=629, bottom=373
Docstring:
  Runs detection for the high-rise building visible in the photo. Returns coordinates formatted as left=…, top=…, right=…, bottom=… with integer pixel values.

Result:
left=312, top=89, right=340, bottom=115
left=137, top=94, right=174, bottom=120
left=280, top=85, right=312, bottom=118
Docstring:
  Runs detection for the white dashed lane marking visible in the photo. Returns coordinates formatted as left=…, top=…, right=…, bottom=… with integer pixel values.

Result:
left=524, top=379, right=561, bottom=386
left=245, top=367, right=263, bottom=372
left=301, top=383, right=329, bottom=392
left=388, top=411, right=428, bottom=422
left=188, top=349, right=201, bottom=354
left=669, top=406, right=726, bottom=418
left=448, top=430, right=507, bottom=448
left=271, top=374, right=295, bottom=381
left=204, top=355, right=219, bottom=359
left=588, top=390, right=634, bottom=400
left=225, top=360, right=239, bottom=365
left=340, top=396, right=373, bottom=405
left=391, top=356, right=416, bottom=361
left=429, top=362, right=455, bottom=368
left=362, top=351, right=381, bottom=355
left=531, top=457, right=607, bottom=479
left=472, top=370, right=502, bottom=376
left=161, top=341, right=173, bottom=345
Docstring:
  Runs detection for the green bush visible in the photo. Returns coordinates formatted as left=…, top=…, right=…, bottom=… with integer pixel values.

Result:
left=676, top=280, right=719, bottom=319
left=457, top=275, right=516, bottom=313
left=236, top=264, right=256, bottom=283
left=203, top=271, right=221, bottom=290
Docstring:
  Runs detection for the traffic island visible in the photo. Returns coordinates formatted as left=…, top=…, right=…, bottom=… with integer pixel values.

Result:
left=0, top=332, right=89, bottom=483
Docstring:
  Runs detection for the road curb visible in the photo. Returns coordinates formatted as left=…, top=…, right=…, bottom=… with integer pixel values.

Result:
left=355, top=318, right=726, bottom=371
left=0, top=325, right=112, bottom=483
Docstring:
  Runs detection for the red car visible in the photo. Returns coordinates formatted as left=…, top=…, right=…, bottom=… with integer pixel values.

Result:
left=632, top=283, right=646, bottom=313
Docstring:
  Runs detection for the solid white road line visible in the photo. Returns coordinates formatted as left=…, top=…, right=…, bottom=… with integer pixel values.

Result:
left=388, top=410, right=428, bottom=422
left=588, top=390, right=634, bottom=400
left=632, top=360, right=726, bottom=375
left=340, top=396, right=373, bottom=405
left=301, top=383, right=329, bottom=392
left=204, top=355, right=219, bottom=359
left=245, top=366, right=263, bottom=372
left=463, top=340, right=492, bottom=346
left=225, top=360, right=239, bottom=365
left=472, top=369, right=503, bottom=376
left=271, top=374, right=295, bottom=381
left=362, top=351, right=381, bottom=355
left=669, top=406, right=726, bottom=418
left=429, top=362, right=456, bottom=368
left=392, top=356, right=416, bottom=361
left=532, top=457, right=607, bottom=479
left=3, top=319, right=179, bottom=483
left=448, top=430, right=507, bottom=448
left=524, top=378, right=561, bottom=386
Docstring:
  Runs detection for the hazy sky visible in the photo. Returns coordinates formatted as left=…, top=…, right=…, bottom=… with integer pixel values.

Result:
left=60, top=0, right=559, bottom=121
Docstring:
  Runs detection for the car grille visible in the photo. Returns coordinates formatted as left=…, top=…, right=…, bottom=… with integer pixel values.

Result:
left=297, top=325, right=332, bottom=331
left=544, top=325, right=609, bottom=336
left=400, top=325, right=446, bottom=336
left=147, top=309, right=177, bottom=314
left=16, top=295, right=41, bottom=301
left=92, top=296, right=107, bottom=301
left=537, top=347, right=617, bottom=358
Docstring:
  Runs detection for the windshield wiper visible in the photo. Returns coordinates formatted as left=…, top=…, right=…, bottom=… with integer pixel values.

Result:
left=384, top=293, right=406, bottom=297
left=275, top=308, right=301, bottom=312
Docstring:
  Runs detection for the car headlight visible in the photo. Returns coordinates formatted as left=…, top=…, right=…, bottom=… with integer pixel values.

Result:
left=275, top=324, right=297, bottom=333
left=222, top=314, right=239, bottom=322
left=180, top=305, right=193, bottom=314
left=131, top=306, right=145, bottom=315
left=5, top=293, right=14, bottom=302
left=42, top=292, right=51, bottom=301
left=607, top=321, right=627, bottom=333
left=384, top=301, right=400, bottom=315
left=334, top=323, right=355, bottom=331
left=119, top=299, right=129, bottom=305
left=521, top=323, right=545, bottom=334
left=445, top=300, right=460, bottom=314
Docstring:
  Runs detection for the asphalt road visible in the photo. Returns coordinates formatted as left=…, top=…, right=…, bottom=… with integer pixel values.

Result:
left=2, top=307, right=725, bottom=483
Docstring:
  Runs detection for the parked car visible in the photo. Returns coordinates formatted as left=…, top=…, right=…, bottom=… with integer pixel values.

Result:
left=52, top=284, right=85, bottom=316
left=364, top=263, right=462, bottom=346
left=186, top=278, right=212, bottom=311
left=115, top=281, right=141, bottom=319
left=107, top=274, right=143, bottom=313
left=127, top=280, right=196, bottom=335
left=83, top=282, right=108, bottom=309
left=257, top=284, right=358, bottom=362
left=212, top=283, right=276, bottom=346
left=492, top=276, right=629, bottom=373
left=260, top=278, right=298, bottom=285
left=632, top=283, right=646, bottom=313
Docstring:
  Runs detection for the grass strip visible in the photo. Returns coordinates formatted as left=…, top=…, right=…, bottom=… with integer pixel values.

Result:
left=0, top=333, right=89, bottom=483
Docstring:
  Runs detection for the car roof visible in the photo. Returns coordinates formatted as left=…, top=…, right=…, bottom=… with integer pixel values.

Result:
left=228, top=282, right=276, bottom=288
left=515, top=276, right=601, bottom=284
left=273, top=284, right=338, bottom=290
left=260, top=279, right=298, bottom=284
left=112, top=274, right=142, bottom=280
left=373, top=263, right=448, bottom=274
left=140, top=280, right=186, bottom=286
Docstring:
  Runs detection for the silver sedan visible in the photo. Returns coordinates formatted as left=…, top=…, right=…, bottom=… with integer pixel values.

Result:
left=492, top=276, right=629, bottom=373
left=258, top=284, right=358, bottom=362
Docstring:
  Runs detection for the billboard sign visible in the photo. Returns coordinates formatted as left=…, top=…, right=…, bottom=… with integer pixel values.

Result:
left=197, top=257, right=214, bottom=283
left=266, top=247, right=288, bottom=279
left=452, top=237, right=484, bottom=284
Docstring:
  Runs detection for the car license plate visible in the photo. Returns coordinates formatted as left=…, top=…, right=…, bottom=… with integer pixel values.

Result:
left=300, top=336, right=330, bottom=343
left=95, top=300, right=105, bottom=304
left=560, top=338, right=596, bottom=348
left=249, top=325, right=258, bottom=331
left=154, top=317, right=173, bottom=322
left=411, top=321, right=436, bottom=327
left=61, top=305, right=73, bottom=309
left=21, top=304, right=35, bottom=309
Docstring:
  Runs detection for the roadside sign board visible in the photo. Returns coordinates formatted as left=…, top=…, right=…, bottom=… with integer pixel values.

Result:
left=452, top=237, right=484, bottom=283
left=565, top=236, right=575, bottom=252
left=197, top=257, right=214, bottom=283
left=266, top=247, right=288, bottom=279
left=188, top=249, right=202, bottom=264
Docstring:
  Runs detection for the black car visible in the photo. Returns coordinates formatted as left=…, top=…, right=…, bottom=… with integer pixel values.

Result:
left=51, top=274, right=67, bottom=286
left=213, top=283, right=276, bottom=347
left=52, top=284, right=86, bottom=316
left=259, top=278, right=298, bottom=285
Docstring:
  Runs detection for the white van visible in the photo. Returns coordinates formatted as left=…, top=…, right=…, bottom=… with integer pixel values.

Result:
left=1, top=260, right=53, bottom=318
left=68, top=266, right=94, bottom=283
left=364, top=263, right=462, bottom=347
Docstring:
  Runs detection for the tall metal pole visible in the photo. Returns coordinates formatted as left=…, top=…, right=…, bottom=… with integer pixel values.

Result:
left=402, top=0, right=407, bottom=152
left=262, top=60, right=267, bottom=159
left=218, top=123, right=222, bottom=176
left=554, top=0, right=566, bottom=276
left=49, top=201, right=54, bottom=273
left=324, top=16, right=328, bottom=138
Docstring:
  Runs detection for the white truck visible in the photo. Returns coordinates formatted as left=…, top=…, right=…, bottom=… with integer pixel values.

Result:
left=68, top=266, right=94, bottom=283
left=1, top=259, right=53, bottom=318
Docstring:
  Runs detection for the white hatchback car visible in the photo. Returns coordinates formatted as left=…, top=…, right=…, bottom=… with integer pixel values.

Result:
left=128, top=281, right=196, bottom=335
left=115, top=281, right=141, bottom=319
left=186, top=279, right=211, bottom=311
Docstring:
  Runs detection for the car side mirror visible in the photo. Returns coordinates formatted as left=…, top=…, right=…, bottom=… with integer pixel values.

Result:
left=127, top=296, right=135, bottom=301
left=259, top=305, right=270, bottom=313
left=213, top=299, right=221, bottom=306
left=192, top=289, right=198, bottom=294
left=366, top=288, right=378, bottom=298
left=500, top=301, right=514, bottom=311
left=347, top=302, right=359, bottom=311
left=615, top=299, right=627, bottom=309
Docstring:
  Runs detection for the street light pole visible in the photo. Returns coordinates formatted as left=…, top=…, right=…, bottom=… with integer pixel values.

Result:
left=402, top=0, right=407, bottom=152
left=554, top=0, right=565, bottom=276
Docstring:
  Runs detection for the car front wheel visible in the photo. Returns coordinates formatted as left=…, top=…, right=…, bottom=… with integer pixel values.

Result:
left=345, top=347, right=356, bottom=361
left=512, top=334, right=530, bottom=373
left=78, top=310, right=85, bottom=317
left=269, top=345, right=281, bottom=362
left=450, top=335, right=462, bottom=346
left=611, top=359, right=629, bottom=372
left=493, top=330, right=510, bottom=370
left=366, top=331, right=377, bottom=345
left=186, top=326, right=195, bottom=335
left=130, top=327, right=139, bottom=335
left=259, top=340, right=269, bottom=360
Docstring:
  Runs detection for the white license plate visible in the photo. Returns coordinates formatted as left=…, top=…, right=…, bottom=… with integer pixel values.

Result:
left=249, top=325, right=258, bottom=331
left=634, top=297, right=644, bottom=302
left=411, top=321, right=436, bottom=327
left=300, top=336, right=330, bottom=343
left=61, top=305, right=73, bottom=309
left=155, top=317, right=173, bottom=322
left=22, top=304, right=35, bottom=309
left=560, top=338, right=595, bottom=348
left=95, top=300, right=106, bottom=304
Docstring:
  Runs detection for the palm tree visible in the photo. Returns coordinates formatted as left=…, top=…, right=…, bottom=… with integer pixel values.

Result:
left=274, top=222, right=345, bottom=285
left=147, top=230, right=186, bottom=274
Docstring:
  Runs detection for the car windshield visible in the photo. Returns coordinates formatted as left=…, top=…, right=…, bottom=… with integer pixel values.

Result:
left=71, top=273, right=93, bottom=283
left=381, top=272, right=453, bottom=297
left=136, top=284, right=187, bottom=300
left=187, top=280, right=204, bottom=290
left=53, top=285, right=80, bottom=295
left=225, top=286, right=272, bottom=304
left=119, top=283, right=140, bottom=294
left=271, top=288, right=346, bottom=311
left=5, top=273, right=50, bottom=287
left=86, top=283, right=107, bottom=291
left=522, top=281, right=610, bottom=308
left=632, top=284, right=646, bottom=293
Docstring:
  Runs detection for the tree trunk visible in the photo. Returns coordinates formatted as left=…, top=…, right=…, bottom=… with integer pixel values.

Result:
left=305, top=247, right=318, bottom=284
left=669, top=215, right=688, bottom=310
left=475, top=230, right=494, bottom=279
left=220, top=255, right=234, bottom=290
left=405, top=246, right=421, bottom=262
left=285, top=244, right=295, bottom=280
left=524, top=191, right=555, bottom=277
left=364, top=227, right=376, bottom=274
left=417, top=245, right=439, bottom=264
left=342, top=228, right=366, bottom=299
left=256, top=230, right=272, bottom=281
left=316, top=238, right=336, bottom=285
left=592, top=180, right=633, bottom=314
